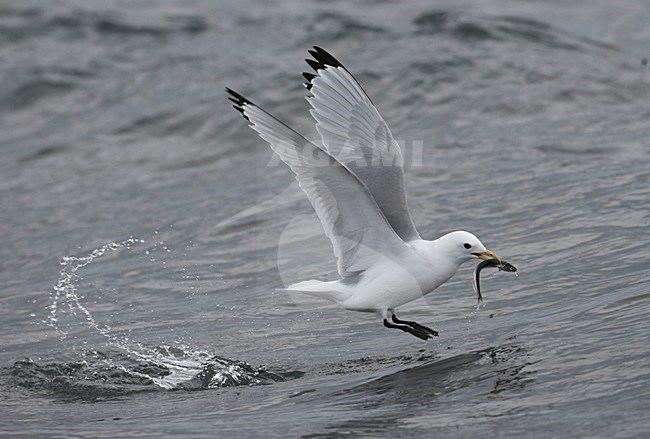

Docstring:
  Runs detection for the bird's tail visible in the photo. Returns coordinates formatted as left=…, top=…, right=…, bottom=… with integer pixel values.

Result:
left=280, top=279, right=351, bottom=304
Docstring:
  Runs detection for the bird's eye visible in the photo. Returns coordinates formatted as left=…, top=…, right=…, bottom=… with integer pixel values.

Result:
left=464, top=243, right=472, bottom=249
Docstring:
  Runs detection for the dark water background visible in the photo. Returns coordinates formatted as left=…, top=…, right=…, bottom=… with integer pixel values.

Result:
left=1, top=0, right=649, bottom=437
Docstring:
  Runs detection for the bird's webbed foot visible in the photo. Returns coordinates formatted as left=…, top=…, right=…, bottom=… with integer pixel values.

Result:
left=383, top=316, right=438, bottom=340
left=383, top=312, right=438, bottom=340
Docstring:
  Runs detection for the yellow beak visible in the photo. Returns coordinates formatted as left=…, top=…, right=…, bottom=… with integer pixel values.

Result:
left=474, top=250, right=501, bottom=263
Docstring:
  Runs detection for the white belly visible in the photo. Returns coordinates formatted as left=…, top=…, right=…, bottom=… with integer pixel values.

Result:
left=340, top=256, right=455, bottom=312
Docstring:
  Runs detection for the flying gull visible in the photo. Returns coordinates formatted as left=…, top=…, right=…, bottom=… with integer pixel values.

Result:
left=226, top=47, right=502, bottom=340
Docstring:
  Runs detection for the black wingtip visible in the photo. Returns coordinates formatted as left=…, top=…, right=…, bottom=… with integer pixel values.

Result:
left=309, top=46, right=344, bottom=69
left=225, top=87, right=252, bottom=121
left=303, top=46, right=374, bottom=105
left=302, top=46, right=345, bottom=90
left=302, top=72, right=317, bottom=90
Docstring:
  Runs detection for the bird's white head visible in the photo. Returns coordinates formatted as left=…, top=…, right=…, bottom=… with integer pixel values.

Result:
left=436, top=231, right=500, bottom=266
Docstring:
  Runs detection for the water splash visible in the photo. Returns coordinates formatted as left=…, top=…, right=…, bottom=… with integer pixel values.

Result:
left=36, top=236, right=295, bottom=394
left=47, top=237, right=143, bottom=338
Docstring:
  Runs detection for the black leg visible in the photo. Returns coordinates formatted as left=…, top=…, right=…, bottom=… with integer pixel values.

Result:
left=391, top=314, right=439, bottom=337
left=383, top=318, right=433, bottom=341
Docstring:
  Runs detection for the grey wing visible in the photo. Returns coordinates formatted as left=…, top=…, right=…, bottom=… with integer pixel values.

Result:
left=303, top=46, right=421, bottom=242
left=226, top=88, right=410, bottom=278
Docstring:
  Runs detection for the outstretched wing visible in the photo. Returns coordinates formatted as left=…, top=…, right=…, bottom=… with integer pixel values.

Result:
left=226, top=88, right=410, bottom=278
left=303, top=46, right=421, bottom=242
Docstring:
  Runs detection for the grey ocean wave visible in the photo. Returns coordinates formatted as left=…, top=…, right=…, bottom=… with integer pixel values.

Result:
left=1, top=0, right=649, bottom=437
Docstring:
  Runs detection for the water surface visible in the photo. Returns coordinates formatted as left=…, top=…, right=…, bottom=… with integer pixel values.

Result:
left=1, top=0, right=649, bottom=437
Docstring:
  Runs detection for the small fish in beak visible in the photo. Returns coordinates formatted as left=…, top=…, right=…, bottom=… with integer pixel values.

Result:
left=472, top=258, right=517, bottom=303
